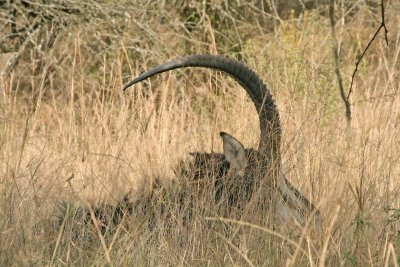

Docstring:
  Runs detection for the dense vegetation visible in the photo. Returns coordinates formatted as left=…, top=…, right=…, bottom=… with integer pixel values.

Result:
left=1, top=1, right=399, bottom=266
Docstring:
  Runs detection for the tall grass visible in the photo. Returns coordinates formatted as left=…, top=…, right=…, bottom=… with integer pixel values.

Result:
left=0, top=1, right=399, bottom=266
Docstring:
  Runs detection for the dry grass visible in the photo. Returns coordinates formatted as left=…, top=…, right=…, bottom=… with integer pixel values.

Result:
left=1, top=1, right=399, bottom=266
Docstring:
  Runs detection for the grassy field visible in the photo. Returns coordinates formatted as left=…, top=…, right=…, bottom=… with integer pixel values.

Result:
left=1, top=1, right=399, bottom=266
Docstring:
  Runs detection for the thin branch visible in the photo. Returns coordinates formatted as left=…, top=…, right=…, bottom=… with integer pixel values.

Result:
left=381, top=0, right=389, bottom=46
left=348, top=0, right=389, bottom=99
left=329, top=0, right=352, bottom=122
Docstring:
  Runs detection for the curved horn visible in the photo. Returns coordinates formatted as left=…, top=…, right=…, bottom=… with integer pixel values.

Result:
left=124, top=54, right=281, bottom=160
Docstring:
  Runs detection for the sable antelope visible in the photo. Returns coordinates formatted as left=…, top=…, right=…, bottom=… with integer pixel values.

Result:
left=124, top=54, right=321, bottom=227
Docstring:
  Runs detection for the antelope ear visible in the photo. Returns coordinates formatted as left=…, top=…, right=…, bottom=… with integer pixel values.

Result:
left=220, top=132, right=248, bottom=172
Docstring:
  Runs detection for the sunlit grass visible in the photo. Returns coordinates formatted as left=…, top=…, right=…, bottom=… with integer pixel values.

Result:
left=0, top=1, right=399, bottom=266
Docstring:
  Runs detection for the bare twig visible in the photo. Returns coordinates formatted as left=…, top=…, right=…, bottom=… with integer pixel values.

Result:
left=348, top=0, right=389, bottom=99
left=329, top=0, right=352, bottom=123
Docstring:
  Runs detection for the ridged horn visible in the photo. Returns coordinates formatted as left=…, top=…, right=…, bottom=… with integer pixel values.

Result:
left=123, top=54, right=281, bottom=161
